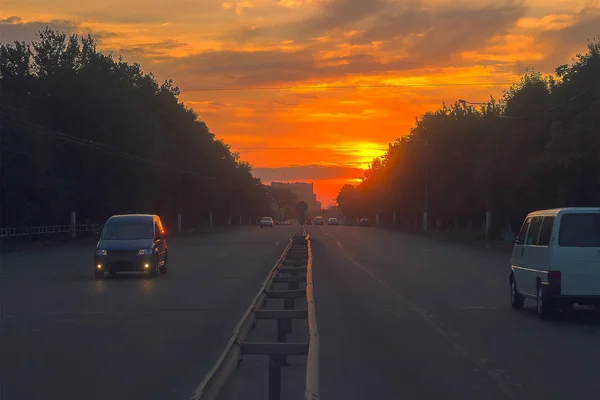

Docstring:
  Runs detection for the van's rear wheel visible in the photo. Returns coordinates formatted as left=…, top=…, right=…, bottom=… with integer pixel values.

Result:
left=536, top=284, right=553, bottom=319
left=510, top=275, right=524, bottom=309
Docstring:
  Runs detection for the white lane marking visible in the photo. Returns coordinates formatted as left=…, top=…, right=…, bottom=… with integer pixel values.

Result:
left=322, top=230, right=518, bottom=399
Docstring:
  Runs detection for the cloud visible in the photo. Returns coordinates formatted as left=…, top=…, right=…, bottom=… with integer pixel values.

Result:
left=253, top=165, right=364, bottom=181
left=222, top=0, right=254, bottom=15
left=509, top=7, right=600, bottom=74
left=154, top=48, right=420, bottom=90
left=1, top=16, right=22, bottom=24
left=116, top=39, right=189, bottom=59
left=0, top=16, right=118, bottom=45
left=277, top=0, right=308, bottom=9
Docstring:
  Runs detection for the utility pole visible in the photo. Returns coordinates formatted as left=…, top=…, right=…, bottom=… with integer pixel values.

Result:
left=0, top=76, right=3, bottom=231
left=423, top=140, right=429, bottom=232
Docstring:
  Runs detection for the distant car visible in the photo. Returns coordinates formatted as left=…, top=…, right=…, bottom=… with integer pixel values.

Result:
left=314, top=216, right=324, bottom=225
left=328, top=217, right=338, bottom=225
left=94, top=214, right=168, bottom=279
left=260, top=217, right=274, bottom=228
left=359, top=218, right=370, bottom=227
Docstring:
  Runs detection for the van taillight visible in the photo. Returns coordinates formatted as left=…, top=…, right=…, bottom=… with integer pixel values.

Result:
left=548, top=271, right=561, bottom=284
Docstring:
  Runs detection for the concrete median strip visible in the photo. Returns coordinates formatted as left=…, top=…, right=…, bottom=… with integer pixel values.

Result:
left=190, top=227, right=320, bottom=400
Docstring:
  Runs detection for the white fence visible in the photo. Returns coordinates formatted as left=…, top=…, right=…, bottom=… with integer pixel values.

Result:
left=0, top=224, right=103, bottom=239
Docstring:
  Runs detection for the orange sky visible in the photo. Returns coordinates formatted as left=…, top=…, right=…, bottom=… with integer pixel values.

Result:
left=2, top=0, right=599, bottom=206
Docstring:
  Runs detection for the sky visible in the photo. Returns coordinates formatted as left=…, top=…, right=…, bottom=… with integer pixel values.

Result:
left=1, top=0, right=599, bottom=206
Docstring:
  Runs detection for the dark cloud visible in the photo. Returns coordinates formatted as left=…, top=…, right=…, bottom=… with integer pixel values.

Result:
left=523, top=8, right=600, bottom=74
left=204, top=0, right=527, bottom=88
left=0, top=16, right=22, bottom=24
left=0, top=17, right=117, bottom=45
left=223, top=0, right=525, bottom=49
left=302, top=0, right=389, bottom=32
left=548, top=7, right=600, bottom=48
left=156, top=48, right=418, bottom=90
left=115, top=39, right=188, bottom=59
left=375, top=2, right=526, bottom=61
left=253, top=165, right=364, bottom=181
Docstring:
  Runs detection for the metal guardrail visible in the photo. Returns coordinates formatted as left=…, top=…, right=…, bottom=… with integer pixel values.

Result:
left=191, top=226, right=319, bottom=400
left=0, top=224, right=103, bottom=239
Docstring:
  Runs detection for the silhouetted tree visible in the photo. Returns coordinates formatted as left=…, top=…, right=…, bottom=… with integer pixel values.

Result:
left=0, top=28, right=270, bottom=229
left=336, top=39, right=600, bottom=238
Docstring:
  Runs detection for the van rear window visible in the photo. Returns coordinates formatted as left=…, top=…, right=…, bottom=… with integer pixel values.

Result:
left=558, top=214, right=600, bottom=247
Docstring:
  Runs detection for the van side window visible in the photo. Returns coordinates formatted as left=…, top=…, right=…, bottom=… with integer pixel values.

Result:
left=525, top=217, right=543, bottom=245
left=516, top=217, right=531, bottom=245
left=537, top=217, right=555, bottom=246
left=559, top=214, right=600, bottom=247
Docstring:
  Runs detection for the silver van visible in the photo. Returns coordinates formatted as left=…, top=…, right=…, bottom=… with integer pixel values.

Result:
left=510, top=208, right=600, bottom=318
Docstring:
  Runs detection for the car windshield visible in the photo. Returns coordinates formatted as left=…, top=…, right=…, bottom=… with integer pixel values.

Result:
left=262, top=217, right=272, bottom=221
left=101, top=220, right=154, bottom=240
left=558, top=213, right=600, bottom=247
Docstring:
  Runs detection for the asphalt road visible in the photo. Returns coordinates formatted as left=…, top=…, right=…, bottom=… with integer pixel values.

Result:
left=0, top=225, right=300, bottom=400
left=309, top=225, right=600, bottom=400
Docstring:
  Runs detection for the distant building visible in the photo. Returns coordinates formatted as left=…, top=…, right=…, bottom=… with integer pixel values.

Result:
left=271, top=182, right=321, bottom=212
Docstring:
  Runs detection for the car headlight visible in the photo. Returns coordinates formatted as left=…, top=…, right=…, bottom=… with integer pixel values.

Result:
left=138, top=249, right=153, bottom=255
left=96, top=249, right=107, bottom=256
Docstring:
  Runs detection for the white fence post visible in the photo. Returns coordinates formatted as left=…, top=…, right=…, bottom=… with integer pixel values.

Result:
left=70, top=211, right=76, bottom=239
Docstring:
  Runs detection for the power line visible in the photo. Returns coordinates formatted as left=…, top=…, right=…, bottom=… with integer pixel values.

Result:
left=189, top=81, right=518, bottom=92
left=1, top=111, right=236, bottom=184
left=233, top=146, right=388, bottom=151
left=464, top=77, right=600, bottom=120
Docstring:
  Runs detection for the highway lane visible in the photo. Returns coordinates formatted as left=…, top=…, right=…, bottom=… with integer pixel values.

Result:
left=0, top=225, right=300, bottom=400
left=309, top=225, right=600, bottom=400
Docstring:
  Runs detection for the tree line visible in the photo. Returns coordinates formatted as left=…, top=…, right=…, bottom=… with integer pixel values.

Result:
left=337, top=39, right=600, bottom=239
left=0, top=28, right=281, bottom=231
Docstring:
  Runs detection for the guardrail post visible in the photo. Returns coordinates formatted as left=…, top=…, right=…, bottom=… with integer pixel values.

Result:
left=283, top=298, right=294, bottom=334
left=268, top=355, right=283, bottom=400
left=70, top=211, right=76, bottom=239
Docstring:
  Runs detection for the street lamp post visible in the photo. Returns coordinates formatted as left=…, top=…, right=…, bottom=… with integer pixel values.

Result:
left=458, top=98, right=492, bottom=240
left=423, top=139, right=428, bottom=232
left=408, top=138, right=429, bottom=231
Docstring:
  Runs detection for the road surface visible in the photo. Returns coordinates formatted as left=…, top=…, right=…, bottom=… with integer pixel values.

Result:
left=310, top=225, right=600, bottom=400
left=0, top=225, right=300, bottom=400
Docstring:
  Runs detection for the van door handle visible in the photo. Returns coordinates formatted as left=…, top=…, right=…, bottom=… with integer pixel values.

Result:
left=521, top=247, right=524, bottom=256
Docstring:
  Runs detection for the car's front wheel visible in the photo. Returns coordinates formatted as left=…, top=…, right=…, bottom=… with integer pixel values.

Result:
left=160, top=252, right=168, bottom=274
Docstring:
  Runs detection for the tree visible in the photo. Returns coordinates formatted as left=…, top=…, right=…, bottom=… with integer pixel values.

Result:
left=0, top=28, right=270, bottom=229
